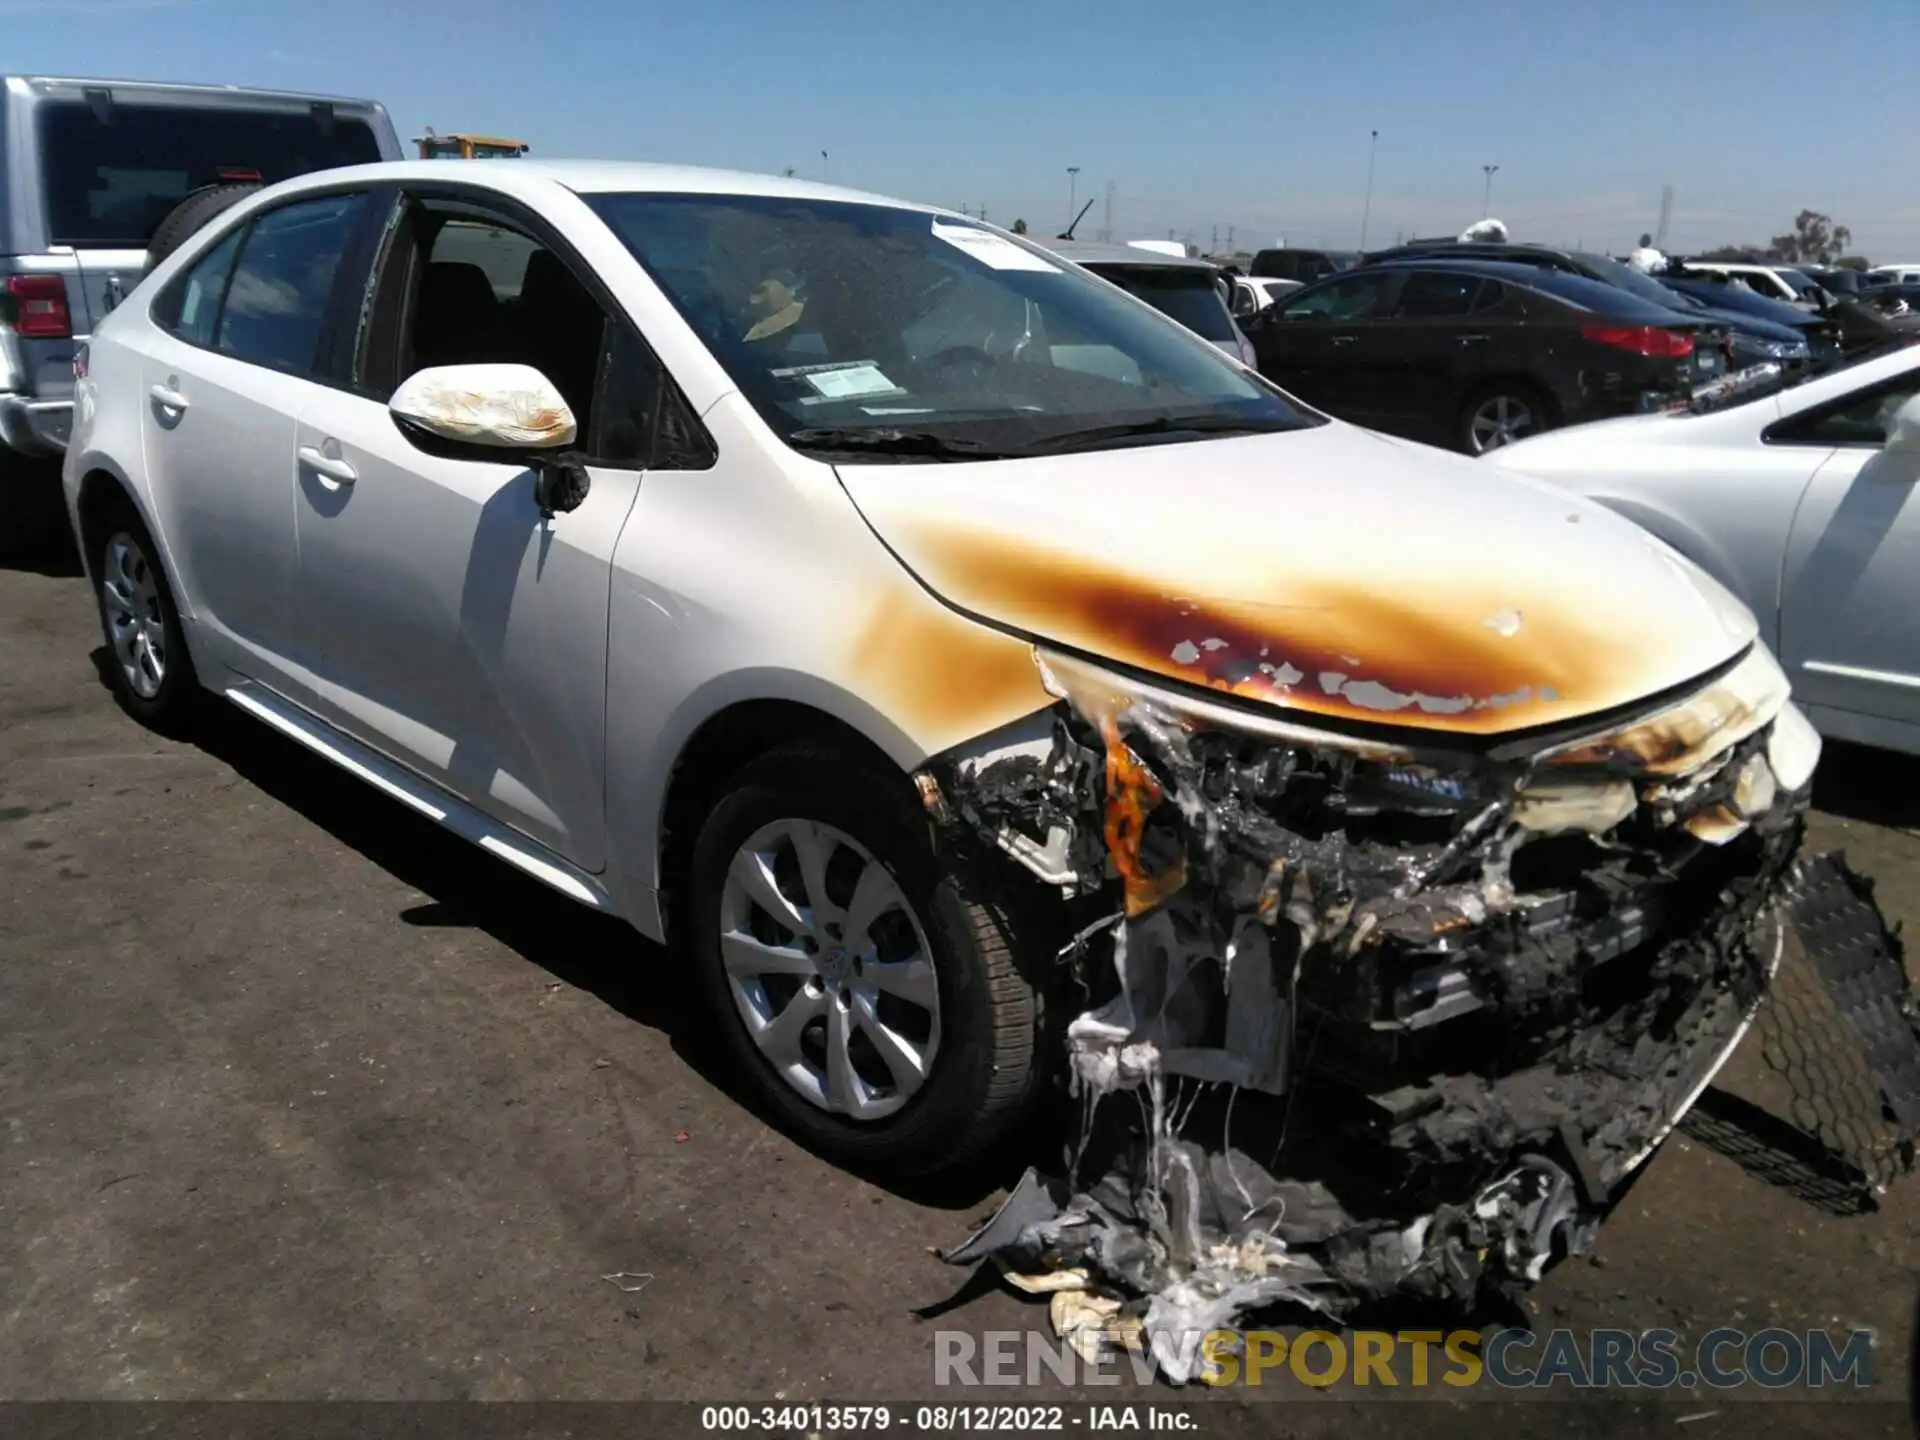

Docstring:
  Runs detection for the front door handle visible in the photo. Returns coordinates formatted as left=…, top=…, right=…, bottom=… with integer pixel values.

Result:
left=297, top=444, right=357, bottom=485
left=149, top=379, right=189, bottom=410
left=1332, top=334, right=1357, bottom=346
left=1457, top=333, right=1490, bottom=346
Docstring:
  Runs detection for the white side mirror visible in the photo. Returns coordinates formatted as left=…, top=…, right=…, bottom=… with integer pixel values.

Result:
left=1883, top=392, right=1920, bottom=454
left=389, top=364, right=577, bottom=451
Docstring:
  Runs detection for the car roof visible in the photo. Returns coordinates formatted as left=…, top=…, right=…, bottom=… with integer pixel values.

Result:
left=1371, top=240, right=1576, bottom=263
left=5, top=74, right=385, bottom=108
left=1364, top=258, right=1697, bottom=321
left=1034, top=238, right=1215, bottom=271
left=250, top=157, right=951, bottom=213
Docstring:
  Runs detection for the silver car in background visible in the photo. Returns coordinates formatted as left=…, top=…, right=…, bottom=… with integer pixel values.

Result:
left=0, top=75, right=401, bottom=460
left=1035, top=237, right=1257, bottom=367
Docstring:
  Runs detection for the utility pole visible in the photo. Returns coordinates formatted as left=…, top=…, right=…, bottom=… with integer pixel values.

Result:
left=1481, top=164, right=1499, bottom=217
left=1227, top=224, right=1234, bottom=249
left=1066, top=166, right=1080, bottom=231
left=1360, top=129, right=1379, bottom=249
left=980, top=203, right=987, bottom=223
left=1211, top=225, right=1218, bottom=250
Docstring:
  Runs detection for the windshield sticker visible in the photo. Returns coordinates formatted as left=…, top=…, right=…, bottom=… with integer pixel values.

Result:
left=802, top=364, right=904, bottom=400
left=931, top=220, right=1061, bottom=273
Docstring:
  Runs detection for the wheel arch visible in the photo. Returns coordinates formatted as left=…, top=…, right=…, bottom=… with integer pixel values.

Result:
left=73, top=462, right=148, bottom=586
left=646, top=681, right=928, bottom=947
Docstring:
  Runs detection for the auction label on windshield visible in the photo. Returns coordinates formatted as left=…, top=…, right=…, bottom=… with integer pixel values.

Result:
left=770, top=358, right=910, bottom=403
left=931, top=220, right=1061, bottom=272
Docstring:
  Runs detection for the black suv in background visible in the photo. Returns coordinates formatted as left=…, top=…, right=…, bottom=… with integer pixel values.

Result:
left=1244, top=259, right=1717, bottom=454
left=1249, top=247, right=1359, bottom=284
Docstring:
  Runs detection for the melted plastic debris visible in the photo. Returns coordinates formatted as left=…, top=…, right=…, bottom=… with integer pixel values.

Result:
left=925, top=656, right=1920, bottom=1383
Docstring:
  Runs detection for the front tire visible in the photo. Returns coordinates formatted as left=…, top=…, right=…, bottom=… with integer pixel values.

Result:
left=687, top=742, right=1044, bottom=1176
left=91, top=501, right=199, bottom=734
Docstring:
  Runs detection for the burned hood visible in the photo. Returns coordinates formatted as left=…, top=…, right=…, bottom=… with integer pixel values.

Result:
left=837, top=423, right=1757, bottom=737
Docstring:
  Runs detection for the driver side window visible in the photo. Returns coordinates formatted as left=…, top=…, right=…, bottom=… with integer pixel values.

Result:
left=355, top=195, right=713, bottom=469
left=1768, top=375, right=1920, bottom=447
left=1280, top=273, right=1389, bottom=321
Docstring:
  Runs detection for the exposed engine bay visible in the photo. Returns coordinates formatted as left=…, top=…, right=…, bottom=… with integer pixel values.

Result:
left=918, top=643, right=1920, bottom=1384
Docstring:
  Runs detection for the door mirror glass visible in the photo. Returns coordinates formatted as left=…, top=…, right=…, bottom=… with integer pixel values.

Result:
left=1883, top=391, right=1920, bottom=453
left=389, top=363, right=577, bottom=453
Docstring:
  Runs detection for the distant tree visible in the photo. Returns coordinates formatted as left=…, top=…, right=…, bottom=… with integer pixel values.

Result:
left=781, top=166, right=796, bottom=177
left=1836, top=255, right=1871, bottom=271
left=1700, top=244, right=1766, bottom=261
left=1767, top=209, right=1853, bottom=265
left=1012, top=218, right=1028, bottom=235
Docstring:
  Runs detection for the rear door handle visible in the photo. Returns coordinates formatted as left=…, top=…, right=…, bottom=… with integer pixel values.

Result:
left=149, top=380, right=189, bottom=410
left=1331, top=334, right=1357, bottom=346
left=1457, top=334, right=1490, bottom=345
left=297, top=444, right=357, bottom=485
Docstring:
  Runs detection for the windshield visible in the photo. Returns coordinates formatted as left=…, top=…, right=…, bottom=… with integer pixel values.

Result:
left=1082, top=264, right=1236, bottom=342
left=1574, top=253, right=1686, bottom=310
left=587, top=193, right=1314, bottom=460
left=37, top=101, right=382, bottom=247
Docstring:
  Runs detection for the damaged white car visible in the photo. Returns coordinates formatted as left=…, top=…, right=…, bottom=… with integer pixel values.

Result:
left=64, top=162, right=1920, bottom=1377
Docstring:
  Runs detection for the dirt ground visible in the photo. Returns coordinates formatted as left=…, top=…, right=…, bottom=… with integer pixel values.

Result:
left=2, top=463, right=1916, bottom=1438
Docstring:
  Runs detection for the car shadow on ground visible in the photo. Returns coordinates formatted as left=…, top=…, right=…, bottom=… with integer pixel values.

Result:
left=1814, top=738, right=1920, bottom=831
left=1679, top=1086, right=1879, bottom=1217
left=0, top=457, right=82, bottom=578
left=166, top=685, right=1054, bottom=1214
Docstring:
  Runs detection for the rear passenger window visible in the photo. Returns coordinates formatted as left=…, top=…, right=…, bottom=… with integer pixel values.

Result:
left=1393, top=272, right=1483, bottom=317
left=154, top=226, right=243, bottom=347
left=217, top=193, right=368, bottom=377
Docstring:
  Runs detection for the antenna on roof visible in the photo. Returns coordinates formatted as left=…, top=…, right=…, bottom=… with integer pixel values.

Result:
left=1655, top=184, right=1675, bottom=249
left=1058, top=197, right=1094, bottom=241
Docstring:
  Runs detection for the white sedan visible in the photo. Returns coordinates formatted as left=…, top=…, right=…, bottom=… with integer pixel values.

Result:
left=59, top=159, right=1853, bottom=1329
left=1486, top=343, right=1920, bottom=755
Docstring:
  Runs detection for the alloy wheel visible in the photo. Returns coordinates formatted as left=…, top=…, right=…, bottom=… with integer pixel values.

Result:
left=1468, top=394, right=1539, bottom=453
left=718, top=818, right=941, bottom=1121
left=100, top=532, right=168, bottom=699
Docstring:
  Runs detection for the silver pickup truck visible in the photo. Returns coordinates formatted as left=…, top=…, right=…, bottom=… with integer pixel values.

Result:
left=0, top=76, right=402, bottom=460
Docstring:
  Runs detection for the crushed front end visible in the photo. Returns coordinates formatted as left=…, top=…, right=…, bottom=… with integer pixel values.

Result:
left=921, top=643, right=1920, bottom=1383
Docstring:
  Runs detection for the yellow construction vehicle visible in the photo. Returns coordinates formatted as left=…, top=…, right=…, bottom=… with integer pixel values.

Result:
left=413, top=130, right=530, bottom=160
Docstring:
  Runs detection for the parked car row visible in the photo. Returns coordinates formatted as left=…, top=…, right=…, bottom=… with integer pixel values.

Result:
left=1222, top=233, right=1920, bottom=454
left=1242, top=253, right=1725, bottom=453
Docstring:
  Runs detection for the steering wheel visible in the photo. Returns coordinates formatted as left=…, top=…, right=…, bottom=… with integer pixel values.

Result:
left=926, top=344, right=999, bottom=385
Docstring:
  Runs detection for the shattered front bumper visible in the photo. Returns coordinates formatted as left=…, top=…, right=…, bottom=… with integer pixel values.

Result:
left=920, top=643, right=1920, bottom=1383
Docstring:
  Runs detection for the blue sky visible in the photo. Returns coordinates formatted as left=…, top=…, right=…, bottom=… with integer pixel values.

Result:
left=13, top=0, right=1920, bottom=258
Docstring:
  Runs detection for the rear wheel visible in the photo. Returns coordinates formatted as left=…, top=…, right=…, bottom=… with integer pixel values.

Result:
left=686, top=742, right=1045, bottom=1175
left=1459, top=382, right=1554, bottom=455
left=90, top=500, right=199, bottom=734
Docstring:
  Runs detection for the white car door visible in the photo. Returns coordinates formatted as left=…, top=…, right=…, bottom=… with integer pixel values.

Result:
left=1777, top=368, right=1920, bottom=729
left=138, top=191, right=376, bottom=694
left=288, top=196, right=652, bottom=872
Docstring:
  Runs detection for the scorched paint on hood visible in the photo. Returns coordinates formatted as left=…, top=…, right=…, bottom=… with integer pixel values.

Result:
left=837, top=424, right=1758, bottom=737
